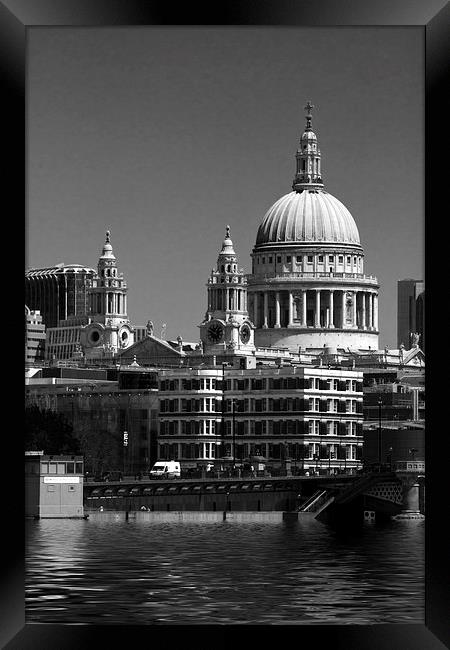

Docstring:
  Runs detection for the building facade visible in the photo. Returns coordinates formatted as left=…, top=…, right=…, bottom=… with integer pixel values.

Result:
left=247, top=103, right=379, bottom=352
left=157, top=365, right=364, bottom=474
left=25, top=264, right=96, bottom=329
left=25, top=306, right=46, bottom=365
left=25, top=368, right=160, bottom=476
left=397, top=279, right=425, bottom=351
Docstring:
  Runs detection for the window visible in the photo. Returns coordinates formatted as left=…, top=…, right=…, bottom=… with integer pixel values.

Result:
left=277, top=256, right=281, bottom=263
left=318, top=255, right=323, bottom=263
left=329, top=255, right=334, bottom=263
left=268, top=256, right=272, bottom=263
left=296, top=255, right=302, bottom=263
left=347, top=256, right=351, bottom=264
left=48, top=463, right=57, bottom=474
left=307, top=255, right=313, bottom=263
left=338, top=256, right=343, bottom=264
left=66, top=462, right=75, bottom=474
left=286, top=256, right=291, bottom=263
left=262, top=257, right=265, bottom=264
left=309, top=398, right=319, bottom=411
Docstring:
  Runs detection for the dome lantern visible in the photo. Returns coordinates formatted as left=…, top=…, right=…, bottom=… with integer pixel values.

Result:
left=292, top=101, right=324, bottom=191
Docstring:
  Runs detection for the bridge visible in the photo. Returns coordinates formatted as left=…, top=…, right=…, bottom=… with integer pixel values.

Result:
left=84, top=471, right=408, bottom=519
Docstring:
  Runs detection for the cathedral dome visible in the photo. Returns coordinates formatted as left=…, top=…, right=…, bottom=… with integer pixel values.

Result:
left=255, top=190, right=360, bottom=246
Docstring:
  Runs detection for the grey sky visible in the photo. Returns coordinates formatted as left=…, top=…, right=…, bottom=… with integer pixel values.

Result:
left=27, top=27, right=423, bottom=346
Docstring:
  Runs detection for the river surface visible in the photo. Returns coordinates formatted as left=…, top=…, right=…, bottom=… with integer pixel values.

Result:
left=25, top=516, right=424, bottom=625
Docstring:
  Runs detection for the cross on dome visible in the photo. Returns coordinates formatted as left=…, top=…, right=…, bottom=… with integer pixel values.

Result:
left=304, top=101, right=314, bottom=129
left=305, top=100, right=314, bottom=115
left=105, top=230, right=111, bottom=244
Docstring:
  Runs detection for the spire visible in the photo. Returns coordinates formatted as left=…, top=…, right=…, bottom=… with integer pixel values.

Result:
left=292, top=101, right=324, bottom=191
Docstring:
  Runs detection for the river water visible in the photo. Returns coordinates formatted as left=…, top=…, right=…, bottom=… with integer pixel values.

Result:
left=25, top=517, right=424, bottom=625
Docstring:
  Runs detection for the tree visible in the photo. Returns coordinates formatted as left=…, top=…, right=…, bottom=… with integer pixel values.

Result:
left=25, top=405, right=81, bottom=455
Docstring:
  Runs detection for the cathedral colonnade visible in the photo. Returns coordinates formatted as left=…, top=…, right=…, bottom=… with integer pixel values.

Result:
left=249, top=288, right=378, bottom=331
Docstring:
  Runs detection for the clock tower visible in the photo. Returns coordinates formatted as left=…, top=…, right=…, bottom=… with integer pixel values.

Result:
left=199, top=226, right=255, bottom=355
left=80, top=231, right=134, bottom=359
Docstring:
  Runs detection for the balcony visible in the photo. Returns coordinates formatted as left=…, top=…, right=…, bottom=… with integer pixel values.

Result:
left=247, top=271, right=378, bottom=285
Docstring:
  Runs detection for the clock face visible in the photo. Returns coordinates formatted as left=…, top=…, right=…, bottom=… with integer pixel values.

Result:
left=240, top=324, right=251, bottom=344
left=88, top=327, right=103, bottom=346
left=207, top=322, right=224, bottom=343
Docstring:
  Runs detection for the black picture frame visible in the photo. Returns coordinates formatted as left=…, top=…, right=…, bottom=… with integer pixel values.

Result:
left=3, top=1, right=449, bottom=648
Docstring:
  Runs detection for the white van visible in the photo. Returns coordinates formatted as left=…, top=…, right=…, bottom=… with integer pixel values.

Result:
left=149, top=461, right=181, bottom=479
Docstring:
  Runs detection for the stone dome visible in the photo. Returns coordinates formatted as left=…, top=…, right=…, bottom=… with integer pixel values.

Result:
left=255, top=190, right=361, bottom=247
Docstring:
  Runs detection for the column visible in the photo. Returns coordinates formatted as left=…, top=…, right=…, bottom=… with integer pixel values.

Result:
left=361, top=292, right=366, bottom=329
left=263, top=292, right=269, bottom=328
left=329, top=290, right=334, bottom=328
left=253, top=292, right=259, bottom=327
left=352, top=292, right=357, bottom=328
left=274, top=292, right=281, bottom=328
left=288, top=291, right=294, bottom=326
left=368, top=292, right=373, bottom=330
left=315, top=290, right=321, bottom=327
left=374, top=294, right=379, bottom=331
left=341, top=290, right=346, bottom=328
left=302, top=289, right=307, bottom=326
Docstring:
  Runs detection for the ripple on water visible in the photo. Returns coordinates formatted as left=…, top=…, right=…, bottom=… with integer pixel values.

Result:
left=25, top=519, right=424, bottom=625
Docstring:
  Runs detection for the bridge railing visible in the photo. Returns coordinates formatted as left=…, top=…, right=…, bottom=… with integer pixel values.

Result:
left=334, top=472, right=396, bottom=505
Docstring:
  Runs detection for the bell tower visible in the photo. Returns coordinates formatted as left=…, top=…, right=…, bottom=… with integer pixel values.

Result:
left=80, top=231, right=134, bottom=358
left=199, top=226, right=255, bottom=355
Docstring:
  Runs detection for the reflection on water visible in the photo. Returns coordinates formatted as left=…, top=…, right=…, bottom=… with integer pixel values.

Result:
left=25, top=518, right=424, bottom=624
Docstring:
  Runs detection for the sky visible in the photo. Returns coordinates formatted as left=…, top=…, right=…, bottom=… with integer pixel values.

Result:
left=26, top=27, right=424, bottom=347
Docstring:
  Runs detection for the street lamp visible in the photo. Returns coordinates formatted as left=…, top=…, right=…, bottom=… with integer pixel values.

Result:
left=378, top=398, right=383, bottom=466
left=313, top=453, right=319, bottom=475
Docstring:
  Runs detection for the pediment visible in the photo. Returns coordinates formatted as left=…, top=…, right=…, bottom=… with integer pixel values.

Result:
left=117, top=334, right=184, bottom=364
